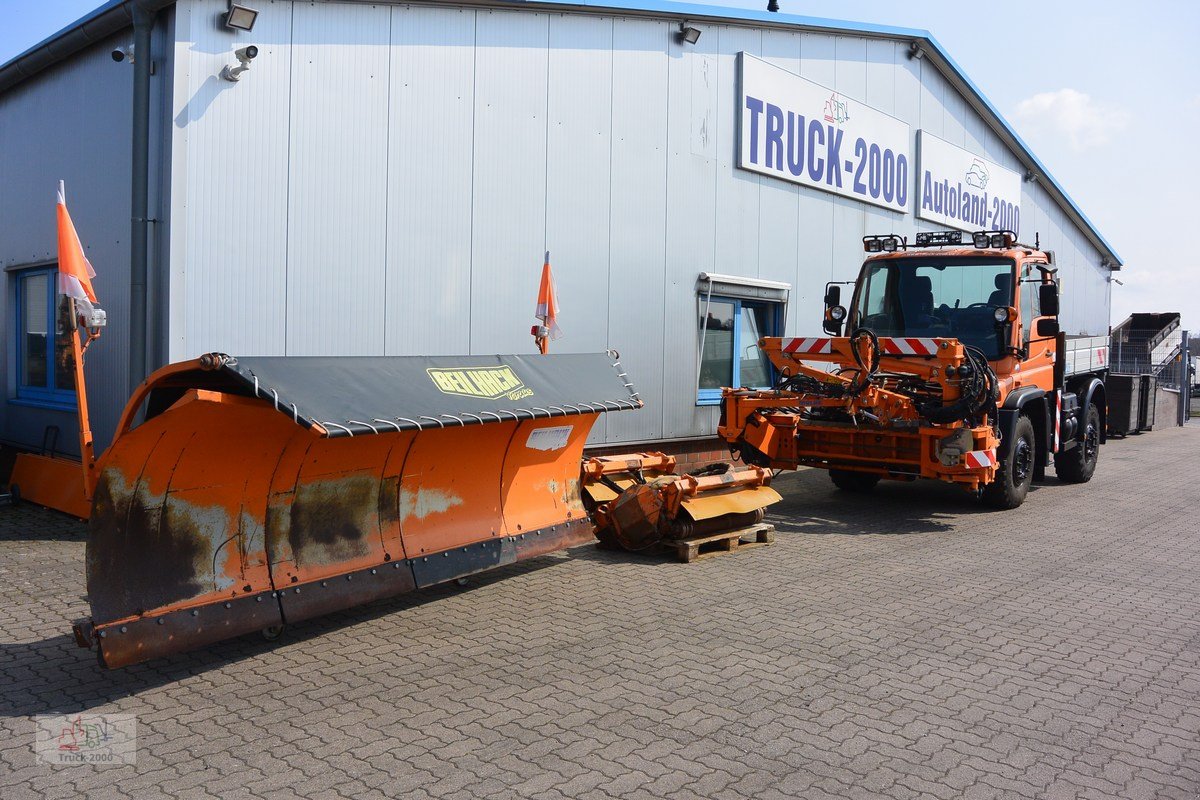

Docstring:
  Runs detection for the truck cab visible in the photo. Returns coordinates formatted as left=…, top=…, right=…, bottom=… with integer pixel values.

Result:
left=817, top=230, right=1105, bottom=500
left=831, top=233, right=1064, bottom=409
left=717, top=229, right=1106, bottom=512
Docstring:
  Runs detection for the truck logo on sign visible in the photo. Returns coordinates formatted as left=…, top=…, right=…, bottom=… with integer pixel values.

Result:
left=823, top=92, right=850, bottom=125
left=426, top=366, right=533, bottom=401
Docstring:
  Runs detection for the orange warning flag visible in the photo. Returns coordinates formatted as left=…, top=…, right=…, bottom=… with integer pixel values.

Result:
left=57, top=181, right=99, bottom=313
left=533, top=251, right=561, bottom=353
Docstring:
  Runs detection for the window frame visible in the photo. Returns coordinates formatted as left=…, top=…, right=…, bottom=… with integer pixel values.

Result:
left=11, top=264, right=77, bottom=411
left=697, top=296, right=783, bottom=406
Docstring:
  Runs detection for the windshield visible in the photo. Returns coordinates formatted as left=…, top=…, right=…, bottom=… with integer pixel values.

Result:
left=852, top=256, right=1015, bottom=358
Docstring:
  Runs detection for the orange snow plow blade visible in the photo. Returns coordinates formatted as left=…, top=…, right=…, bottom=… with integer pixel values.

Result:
left=8, top=452, right=91, bottom=519
left=74, top=352, right=640, bottom=668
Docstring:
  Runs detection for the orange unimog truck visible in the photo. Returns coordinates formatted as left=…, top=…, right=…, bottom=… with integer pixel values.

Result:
left=718, top=229, right=1109, bottom=509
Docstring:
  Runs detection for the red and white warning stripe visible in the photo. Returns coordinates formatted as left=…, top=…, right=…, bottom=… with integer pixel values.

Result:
left=1053, top=390, right=1062, bottom=454
left=879, top=337, right=940, bottom=356
left=963, top=449, right=997, bottom=469
left=783, top=337, right=833, bottom=355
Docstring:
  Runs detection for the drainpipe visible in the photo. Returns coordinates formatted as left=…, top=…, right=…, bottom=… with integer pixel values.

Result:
left=129, top=2, right=155, bottom=395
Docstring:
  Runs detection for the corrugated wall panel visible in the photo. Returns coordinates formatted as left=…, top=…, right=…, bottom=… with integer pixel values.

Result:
left=386, top=6, right=476, bottom=357
left=834, top=35, right=867, bottom=102
left=918, top=57, right=944, bottom=138
left=154, top=1, right=1115, bottom=450
left=0, top=36, right=135, bottom=453
left=757, top=30, right=802, bottom=331
left=174, top=0, right=292, bottom=358
left=546, top=13, right=613, bottom=443
left=714, top=27, right=761, bottom=279
left=662, top=28, right=719, bottom=439
left=606, top=17, right=668, bottom=443
left=800, top=31, right=835, bottom=86
left=468, top=9, right=549, bottom=355
left=285, top=1, right=390, bottom=355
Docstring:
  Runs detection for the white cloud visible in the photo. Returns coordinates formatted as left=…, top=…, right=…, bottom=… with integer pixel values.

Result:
left=1014, top=88, right=1128, bottom=150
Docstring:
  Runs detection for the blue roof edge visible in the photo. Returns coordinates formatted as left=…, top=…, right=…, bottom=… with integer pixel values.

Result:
left=0, top=0, right=1122, bottom=266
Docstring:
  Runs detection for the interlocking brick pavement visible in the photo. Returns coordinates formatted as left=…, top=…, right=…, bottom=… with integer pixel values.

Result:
left=2, top=426, right=1199, bottom=799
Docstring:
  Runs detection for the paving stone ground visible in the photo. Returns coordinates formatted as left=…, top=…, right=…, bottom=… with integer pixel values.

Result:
left=2, top=425, right=1199, bottom=799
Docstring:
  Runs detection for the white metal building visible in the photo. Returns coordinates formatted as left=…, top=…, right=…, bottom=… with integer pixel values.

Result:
left=0, top=0, right=1123, bottom=457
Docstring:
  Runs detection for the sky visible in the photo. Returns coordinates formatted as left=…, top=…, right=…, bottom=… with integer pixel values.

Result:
left=2, top=0, right=1198, bottom=333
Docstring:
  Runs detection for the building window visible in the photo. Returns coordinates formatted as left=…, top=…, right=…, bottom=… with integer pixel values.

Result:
left=697, top=297, right=781, bottom=405
left=13, top=265, right=76, bottom=409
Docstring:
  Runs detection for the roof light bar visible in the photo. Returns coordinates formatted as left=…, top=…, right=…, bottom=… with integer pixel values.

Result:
left=862, top=234, right=906, bottom=254
left=972, top=230, right=1016, bottom=249
left=914, top=230, right=964, bottom=247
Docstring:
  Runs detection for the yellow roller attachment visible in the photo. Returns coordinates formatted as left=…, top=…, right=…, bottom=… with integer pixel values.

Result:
left=680, top=484, right=783, bottom=521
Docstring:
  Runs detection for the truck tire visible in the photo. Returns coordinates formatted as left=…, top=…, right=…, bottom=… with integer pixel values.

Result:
left=1054, top=403, right=1100, bottom=484
left=829, top=469, right=880, bottom=492
left=982, top=415, right=1035, bottom=510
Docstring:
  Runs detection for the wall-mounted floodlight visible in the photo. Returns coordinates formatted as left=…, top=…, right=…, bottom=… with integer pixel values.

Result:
left=1024, top=170, right=1038, bottom=183
left=220, top=45, right=259, bottom=81
left=111, top=44, right=135, bottom=63
left=677, top=23, right=702, bottom=45
left=767, top=0, right=780, bottom=11
left=907, top=41, right=924, bottom=60
left=224, top=2, right=259, bottom=31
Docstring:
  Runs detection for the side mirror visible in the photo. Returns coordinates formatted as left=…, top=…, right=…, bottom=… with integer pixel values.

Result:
left=1035, top=317, right=1060, bottom=337
left=1038, top=282, right=1060, bottom=317
left=822, top=283, right=844, bottom=335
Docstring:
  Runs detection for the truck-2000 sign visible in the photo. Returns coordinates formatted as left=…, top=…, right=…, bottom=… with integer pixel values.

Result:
left=738, top=53, right=911, bottom=213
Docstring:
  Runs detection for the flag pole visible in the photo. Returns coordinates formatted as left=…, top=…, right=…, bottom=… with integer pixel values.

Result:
left=68, top=312, right=98, bottom=500
left=57, top=180, right=102, bottom=500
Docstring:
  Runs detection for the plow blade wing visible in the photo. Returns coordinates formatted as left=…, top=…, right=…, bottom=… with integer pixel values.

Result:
left=84, top=352, right=639, bottom=667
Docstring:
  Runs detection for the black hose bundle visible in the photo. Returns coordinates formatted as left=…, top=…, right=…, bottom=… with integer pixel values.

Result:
left=845, top=327, right=881, bottom=397
left=918, top=344, right=999, bottom=427
left=769, top=326, right=997, bottom=429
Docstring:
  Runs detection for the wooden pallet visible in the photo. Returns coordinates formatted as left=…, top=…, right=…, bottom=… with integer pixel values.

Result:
left=661, top=523, right=775, bottom=564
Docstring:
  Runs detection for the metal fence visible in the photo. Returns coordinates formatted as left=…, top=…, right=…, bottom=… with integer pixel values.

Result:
left=1151, top=329, right=1192, bottom=424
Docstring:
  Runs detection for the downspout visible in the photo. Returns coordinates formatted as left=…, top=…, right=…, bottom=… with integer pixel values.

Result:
left=129, top=2, right=155, bottom=394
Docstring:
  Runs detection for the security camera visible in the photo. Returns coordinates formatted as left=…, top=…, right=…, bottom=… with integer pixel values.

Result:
left=111, top=44, right=135, bottom=63
left=220, top=45, right=259, bottom=81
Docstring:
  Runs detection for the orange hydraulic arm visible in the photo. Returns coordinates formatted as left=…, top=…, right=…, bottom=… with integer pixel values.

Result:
left=718, top=333, right=1001, bottom=489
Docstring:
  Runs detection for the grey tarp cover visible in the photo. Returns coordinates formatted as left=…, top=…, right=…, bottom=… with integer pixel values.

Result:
left=215, top=352, right=641, bottom=437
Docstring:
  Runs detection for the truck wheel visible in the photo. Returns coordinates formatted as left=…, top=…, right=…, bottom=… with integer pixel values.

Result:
left=982, top=415, right=1035, bottom=510
left=829, top=470, right=880, bottom=492
left=1054, top=403, right=1100, bottom=484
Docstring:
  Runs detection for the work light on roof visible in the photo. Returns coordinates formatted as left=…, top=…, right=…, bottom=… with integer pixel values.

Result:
left=224, top=2, right=259, bottom=32
left=973, top=230, right=1016, bottom=249
left=862, top=234, right=905, bottom=253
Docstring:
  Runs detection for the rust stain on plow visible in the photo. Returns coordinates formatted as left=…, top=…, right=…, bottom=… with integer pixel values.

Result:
left=287, top=474, right=379, bottom=567
left=88, top=470, right=231, bottom=623
left=399, top=486, right=464, bottom=522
